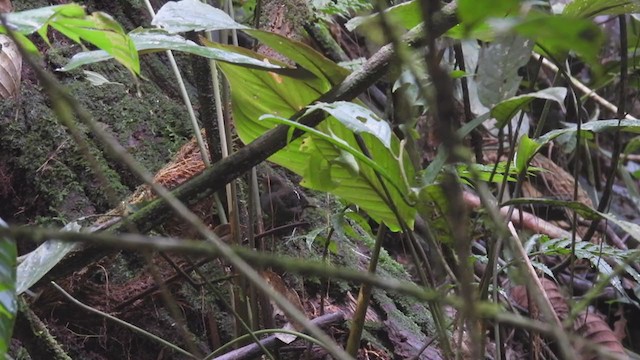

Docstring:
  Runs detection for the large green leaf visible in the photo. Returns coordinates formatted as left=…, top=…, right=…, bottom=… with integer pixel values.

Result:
left=61, top=30, right=286, bottom=73
left=513, top=12, right=602, bottom=66
left=0, top=219, right=16, bottom=356
left=215, top=52, right=415, bottom=230
left=153, top=0, right=350, bottom=84
left=563, top=0, right=640, bottom=18
left=242, top=30, right=350, bottom=85
left=297, top=118, right=416, bottom=230
left=492, top=87, right=567, bottom=128
left=306, top=102, right=392, bottom=148
left=1, top=4, right=84, bottom=34
left=16, top=222, right=81, bottom=295
left=477, top=34, right=534, bottom=108
left=537, top=119, right=640, bottom=147
left=51, top=12, right=140, bottom=74
left=151, top=0, right=249, bottom=32
left=3, top=4, right=140, bottom=75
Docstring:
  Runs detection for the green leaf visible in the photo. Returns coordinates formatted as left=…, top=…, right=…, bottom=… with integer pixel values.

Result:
left=0, top=219, right=16, bottom=356
left=301, top=136, right=339, bottom=192
left=16, top=222, right=81, bottom=295
left=492, top=87, right=567, bottom=128
left=215, top=41, right=416, bottom=231
left=152, top=0, right=249, bottom=32
left=540, top=237, right=640, bottom=300
left=416, top=185, right=453, bottom=244
left=154, top=0, right=350, bottom=84
left=183, top=8, right=418, bottom=231
left=515, top=135, right=542, bottom=174
left=242, top=30, right=350, bottom=85
left=516, top=119, right=640, bottom=167
left=83, top=70, right=122, bottom=86
left=302, top=137, right=338, bottom=191
left=457, top=162, right=520, bottom=185
left=345, top=0, right=421, bottom=32
left=2, top=4, right=85, bottom=34
left=531, top=261, right=557, bottom=282
left=261, top=114, right=416, bottom=230
left=61, top=30, right=285, bottom=73
left=344, top=210, right=373, bottom=238
left=537, top=119, right=640, bottom=148
left=624, top=136, right=640, bottom=156
left=307, top=101, right=392, bottom=148
left=51, top=12, right=140, bottom=74
left=457, top=0, right=520, bottom=30
left=514, top=12, right=602, bottom=66
left=563, top=0, right=640, bottom=18
left=3, top=5, right=141, bottom=74
left=477, top=34, right=534, bottom=107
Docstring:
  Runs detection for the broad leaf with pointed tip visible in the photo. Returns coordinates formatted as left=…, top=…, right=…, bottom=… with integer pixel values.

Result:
left=16, top=222, right=81, bottom=294
left=307, top=102, right=392, bottom=149
left=2, top=4, right=140, bottom=75
left=151, top=0, right=249, bottom=33
left=538, top=119, right=640, bottom=147
left=2, top=4, right=84, bottom=34
left=213, top=48, right=415, bottom=230
left=477, top=34, right=534, bottom=108
left=61, top=30, right=286, bottom=73
left=492, top=87, right=567, bottom=128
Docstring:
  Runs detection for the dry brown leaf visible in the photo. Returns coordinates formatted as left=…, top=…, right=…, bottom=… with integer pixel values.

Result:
left=574, top=309, right=627, bottom=360
left=528, top=154, right=593, bottom=208
left=510, top=277, right=569, bottom=320
left=612, top=307, right=627, bottom=343
left=260, top=269, right=305, bottom=343
left=0, top=34, right=22, bottom=98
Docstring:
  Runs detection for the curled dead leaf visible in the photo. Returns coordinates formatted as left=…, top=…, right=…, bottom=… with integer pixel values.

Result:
left=0, top=34, right=22, bottom=98
left=510, top=277, right=569, bottom=320
left=574, top=308, right=627, bottom=360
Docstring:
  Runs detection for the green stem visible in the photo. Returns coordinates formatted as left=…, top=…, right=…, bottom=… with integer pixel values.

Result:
left=345, top=224, right=387, bottom=356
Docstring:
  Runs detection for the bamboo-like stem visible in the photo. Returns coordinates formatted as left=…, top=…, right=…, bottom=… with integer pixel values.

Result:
left=143, top=0, right=228, bottom=223
left=345, top=224, right=387, bottom=356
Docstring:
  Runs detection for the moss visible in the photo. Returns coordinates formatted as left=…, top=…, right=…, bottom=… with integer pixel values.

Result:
left=104, top=251, right=146, bottom=284
left=372, top=289, right=439, bottom=347
left=388, top=291, right=438, bottom=336
left=0, top=29, right=192, bottom=225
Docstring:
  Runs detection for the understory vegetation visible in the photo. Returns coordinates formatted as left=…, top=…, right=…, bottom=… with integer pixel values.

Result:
left=2, top=0, right=640, bottom=359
